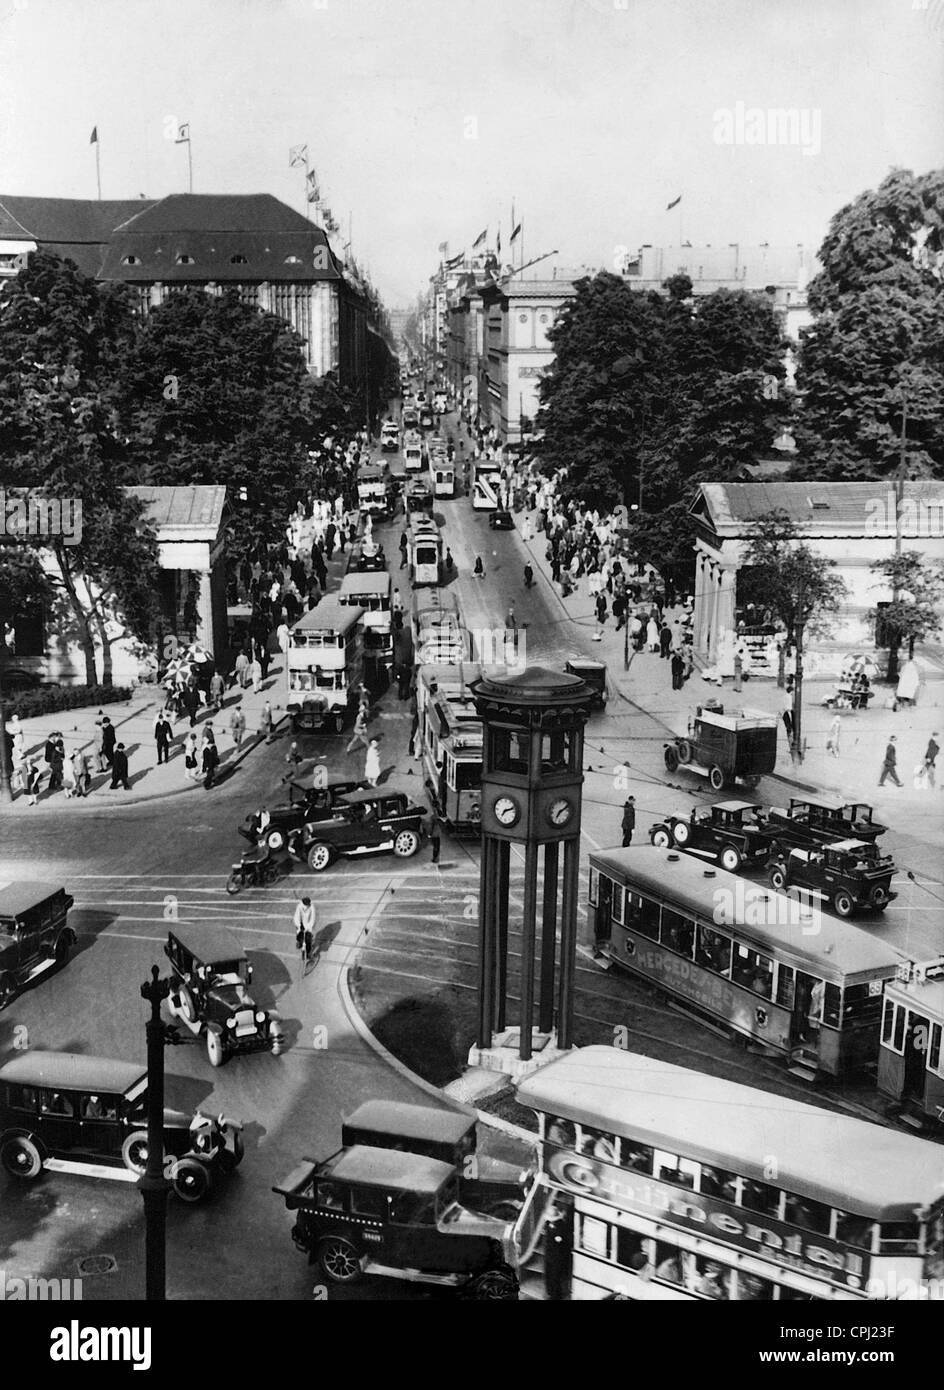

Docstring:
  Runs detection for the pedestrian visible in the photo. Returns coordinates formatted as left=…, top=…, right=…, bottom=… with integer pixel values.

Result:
left=229, top=706, right=246, bottom=750
left=364, top=738, right=381, bottom=787
left=594, top=592, right=608, bottom=641
left=110, top=742, right=131, bottom=791
left=71, top=747, right=90, bottom=797
left=46, top=733, right=64, bottom=791
left=155, top=713, right=173, bottom=765
left=473, top=555, right=485, bottom=579
left=259, top=640, right=272, bottom=681
left=260, top=700, right=274, bottom=743
left=780, top=681, right=794, bottom=743
left=98, top=715, right=116, bottom=770
left=646, top=617, right=659, bottom=652
left=507, top=602, right=517, bottom=634
left=202, top=736, right=220, bottom=790
left=24, top=757, right=40, bottom=805
left=234, top=649, right=250, bottom=689
left=248, top=655, right=263, bottom=694
left=826, top=714, right=841, bottom=759
left=659, top=624, right=672, bottom=659
left=878, top=735, right=902, bottom=787
left=733, top=650, right=743, bottom=694
left=444, top=548, right=455, bottom=577
left=427, top=812, right=441, bottom=863
left=208, top=669, right=224, bottom=713
left=925, top=732, right=939, bottom=789
left=399, top=531, right=409, bottom=569
left=621, top=796, right=636, bottom=847
left=346, top=707, right=370, bottom=754
left=670, top=649, right=684, bottom=691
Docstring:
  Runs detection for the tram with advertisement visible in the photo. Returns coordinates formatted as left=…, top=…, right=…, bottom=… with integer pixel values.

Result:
left=878, top=957, right=944, bottom=1132
left=415, top=662, right=503, bottom=835
left=589, top=846, right=904, bottom=1080
left=285, top=600, right=364, bottom=735
left=407, top=518, right=443, bottom=587
left=410, top=589, right=467, bottom=665
left=471, top=458, right=502, bottom=510
left=512, top=1046, right=944, bottom=1301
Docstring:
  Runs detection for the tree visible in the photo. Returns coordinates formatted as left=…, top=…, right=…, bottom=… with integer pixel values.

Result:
left=794, top=168, right=944, bottom=480
left=869, top=550, right=944, bottom=682
left=0, top=252, right=160, bottom=685
left=741, top=510, right=848, bottom=758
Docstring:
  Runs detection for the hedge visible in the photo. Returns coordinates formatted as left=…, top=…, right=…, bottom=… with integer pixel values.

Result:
left=4, top=684, right=134, bottom=721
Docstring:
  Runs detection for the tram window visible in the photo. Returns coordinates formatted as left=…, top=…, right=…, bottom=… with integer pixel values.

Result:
left=546, top=1117, right=577, bottom=1149
left=654, top=1243, right=684, bottom=1286
left=695, top=925, right=732, bottom=976
left=776, top=965, right=796, bottom=1009
left=541, top=731, right=572, bottom=771
left=489, top=727, right=529, bottom=773
left=735, top=1271, right=773, bottom=1300
left=841, top=982, right=880, bottom=1028
left=654, top=1150, right=697, bottom=1190
left=578, top=1127, right=619, bottom=1163
left=578, top=1215, right=611, bottom=1258
left=624, top=891, right=660, bottom=941
left=778, top=1285, right=815, bottom=1301
left=700, top=1165, right=738, bottom=1203
left=687, top=1256, right=730, bottom=1300
left=661, top=909, right=695, bottom=958
left=881, top=997, right=898, bottom=1048
left=784, top=1195, right=831, bottom=1235
left=835, top=1212, right=876, bottom=1250
left=611, top=885, right=624, bottom=925
left=589, top=868, right=599, bottom=906
left=879, top=1220, right=920, bottom=1254
left=621, top=1143, right=653, bottom=1175
left=930, top=1023, right=942, bottom=1075
left=732, top=945, right=773, bottom=999
left=741, top=1179, right=781, bottom=1216
left=615, top=1229, right=650, bottom=1273
left=455, top=763, right=481, bottom=791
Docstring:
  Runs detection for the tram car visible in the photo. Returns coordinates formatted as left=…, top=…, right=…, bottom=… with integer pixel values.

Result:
left=410, top=589, right=467, bottom=664
left=664, top=703, right=778, bottom=791
left=416, top=662, right=504, bottom=835
left=878, top=957, right=944, bottom=1132
left=407, top=518, right=443, bottom=586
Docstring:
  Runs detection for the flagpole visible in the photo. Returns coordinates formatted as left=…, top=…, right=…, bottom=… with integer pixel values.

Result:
left=95, top=139, right=101, bottom=200
left=187, top=136, right=193, bottom=194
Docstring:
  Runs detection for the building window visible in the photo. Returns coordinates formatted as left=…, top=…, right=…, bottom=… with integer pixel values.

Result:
left=230, top=254, right=249, bottom=264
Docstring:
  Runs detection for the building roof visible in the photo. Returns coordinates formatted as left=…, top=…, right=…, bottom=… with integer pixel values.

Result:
left=112, top=194, right=317, bottom=235
left=694, top=481, right=944, bottom=539
left=497, top=278, right=577, bottom=299
left=128, top=485, right=227, bottom=537
left=0, top=881, right=69, bottom=919
left=0, top=196, right=158, bottom=275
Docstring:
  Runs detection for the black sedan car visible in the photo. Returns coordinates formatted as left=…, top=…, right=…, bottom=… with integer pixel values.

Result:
left=648, top=801, right=774, bottom=873
left=241, top=777, right=367, bottom=853
left=286, top=789, right=427, bottom=872
left=488, top=510, right=515, bottom=531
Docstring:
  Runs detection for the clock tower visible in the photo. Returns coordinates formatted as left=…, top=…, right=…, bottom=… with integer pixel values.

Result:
left=468, top=665, right=593, bottom=1067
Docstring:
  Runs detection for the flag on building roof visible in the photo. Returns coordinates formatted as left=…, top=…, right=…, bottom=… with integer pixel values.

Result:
left=289, top=144, right=309, bottom=167
left=445, top=251, right=464, bottom=268
left=666, top=194, right=681, bottom=210
left=509, top=222, right=522, bottom=243
left=438, top=241, right=448, bottom=255
left=472, top=227, right=487, bottom=248
left=89, top=127, right=98, bottom=145
left=175, top=123, right=190, bottom=144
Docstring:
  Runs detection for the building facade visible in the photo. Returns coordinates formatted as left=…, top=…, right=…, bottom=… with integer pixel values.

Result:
left=478, top=277, right=576, bottom=443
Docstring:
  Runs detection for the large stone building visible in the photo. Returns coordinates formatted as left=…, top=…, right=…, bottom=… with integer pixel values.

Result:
left=0, top=192, right=392, bottom=411
left=690, top=481, right=944, bottom=675
left=477, top=277, right=577, bottom=443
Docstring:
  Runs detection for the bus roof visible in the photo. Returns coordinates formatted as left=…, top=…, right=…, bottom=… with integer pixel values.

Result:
left=590, top=846, right=904, bottom=981
left=0, top=1051, right=146, bottom=1096
left=167, top=923, right=247, bottom=965
left=517, top=1047, right=944, bottom=1219
left=0, top=882, right=68, bottom=919
left=322, top=1145, right=455, bottom=1194
left=343, top=1100, right=475, bottom=1145
left=291, top=600, right=364, bottom=634
left=412, top=589, right=459, bottom=616
left=339, top=572, right=391, bottom=597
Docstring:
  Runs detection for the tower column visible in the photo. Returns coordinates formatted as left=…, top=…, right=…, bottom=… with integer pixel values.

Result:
left=477, top=836, right=495, bottom=1047
left=539, top=841, right=559, bottom=1033
left=518, top=837, right=540, bottom=1062
left=558, top=838, right=581, bottom=1049
left=495, top=839, right=510, bottom=1032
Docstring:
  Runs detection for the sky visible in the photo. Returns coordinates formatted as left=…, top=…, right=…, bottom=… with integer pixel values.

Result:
left=0, top=0, right=941, bottom=307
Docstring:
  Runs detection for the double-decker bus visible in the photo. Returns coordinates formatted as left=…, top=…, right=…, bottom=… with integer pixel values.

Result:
left=471, top=459, right=502, bottom=510
left=356, top=463, right=394, bottom=520
left=589, top=846, right=903, bottom=1079
left=513, top=1046, right=944, bottom=1301
left=285, top=599, right=364, bottom=735
left=338, top=571, right=393, bottom=674
left=403, top=430, right=424, bottom=472
left=410, top=589, right=467, bottom=665
left=407, top=518, right=442, bottom=587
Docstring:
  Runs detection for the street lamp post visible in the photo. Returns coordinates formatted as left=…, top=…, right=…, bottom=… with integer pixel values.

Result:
left=887, top=389, right=908, bottom=685
left=0, top=613, right=13, bottom=802
left=139, top=966, right=171, bottom=1301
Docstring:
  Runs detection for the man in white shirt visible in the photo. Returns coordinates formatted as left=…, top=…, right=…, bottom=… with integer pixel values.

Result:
left=294, top=897, right=317, bottom=958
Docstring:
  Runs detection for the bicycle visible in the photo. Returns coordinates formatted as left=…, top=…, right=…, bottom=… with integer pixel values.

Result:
left=297, top=931, right=316, bottom=980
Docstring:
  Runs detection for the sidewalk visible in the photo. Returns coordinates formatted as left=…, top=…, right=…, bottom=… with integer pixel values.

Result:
left=515, top=512, right=944, bottom=834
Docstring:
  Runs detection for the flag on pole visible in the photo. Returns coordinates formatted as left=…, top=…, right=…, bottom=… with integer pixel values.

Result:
left=290, top=144, right=309, bottom=167
left=445, top=251, right=464, bottom=269
left=472, top=227, right=487, bottom=248
left=175, top=123, right=191, bottom=144
left=438, top=241, right=448, bottom=255
left=496, top=230, right=501, bottom=257
left=666, top=194, right=681, bottom=210
left=89, top=126, right=98, bottom=145
left=509, top=222, right=522, bottom=243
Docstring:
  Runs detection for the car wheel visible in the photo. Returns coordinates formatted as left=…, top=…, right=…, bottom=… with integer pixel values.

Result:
left=54, top=932, right=72, bottom=966
left=720, top=846, right=742, bottom=873
left=833, top=890, right=854, bottom=918
left=676, top=739, right=693, bottom=765
left=709, top=765, right=726, bottom=792
left=206, top=1030, right=226, bottom=1068
left=672, top=822, right=690, bottom=846
left=225, top=872, right=242, bottom=896
left=1, top=1135, right=44, bottom=1180
left=266, top=829, right=285, bottom=852
left=307, top=843, right=333, bottom=873
left=0, top=975, right=15, bottom=1010
left=769, top=865, right=787, bottom=891
left=177, top=986, right=197, bottom=1025
left=263, top=858, right=280, bottom=885
left=393, top=828, right=420, bottom=858
left=121, top=1131, right=150, bottom=1174
left=172, top=1157, right=212, bottom=1204
left=466, top=1267, right=518, bottom=1300
left=318, top=1237, right=365, bottom=1285
left=871, top=887, right=889, bottom=910
left=651, top=827, right=672, bottom=848
left=664, top=745, right=679, bottom=773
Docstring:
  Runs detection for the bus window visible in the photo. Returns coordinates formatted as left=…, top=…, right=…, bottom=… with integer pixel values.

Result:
left=624, top=891, right=660, bottom=941
left=841, top=982, right=880, bottom=1027
left=735, top=1271, right=773, bottom=1301
left=654, top=1244, right=685, bottom=1286
left=615, top=1229, right=649, bottom=1273
left=654, top=1150, right=697, bottom=1190
left=687, top=1256, right=730, bottom=1300
left=700, top=1165, right=738, bottom=1203
left=695, top=925, right=732, bottom=976
left=621, top=1142, right=653, bottom=1175
left=611, top=885, right=624, bottom=926
left=577, top=1127, right=618, bottom=1163
left=741, top=1179, right=781, bottom=1217
left=661, top=909, right=694, bottom=958
left=834, top=1212, right=876, bottom=1250
left=546, top=1117, right=577, bottom=1149
left=784, top=1195, right=831, bottom=1235
left=879, top=1220, right=920, bottom=1254
left=578, top=1214, right=611, bottom=1258
left=732, top=945, right=773, bottom=999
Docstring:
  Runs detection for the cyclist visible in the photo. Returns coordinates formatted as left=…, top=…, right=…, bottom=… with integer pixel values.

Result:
left=294, top=896, right=317, bottom=963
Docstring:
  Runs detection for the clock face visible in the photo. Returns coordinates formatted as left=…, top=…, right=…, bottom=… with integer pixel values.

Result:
left=548, top=797, right=574, bottom=828
left=494, top=795, right=520, bottom=827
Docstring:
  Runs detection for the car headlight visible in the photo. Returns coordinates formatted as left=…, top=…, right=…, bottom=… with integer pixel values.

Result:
left=255, top=1011, right=265, bottom=1023
left=226, top=1018, right=236, bottom=1029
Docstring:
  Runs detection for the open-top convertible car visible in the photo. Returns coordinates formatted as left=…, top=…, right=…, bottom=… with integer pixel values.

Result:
left=273, top=1142, right=518, bottom=1297
left=286, top=788, right=427, bottom=872
left=760, top=798, right=888, bottom=852
left=648, top=800, right=774, bottom=873
left=164, top=925, right=283, bottom=1067
left=0, top=882, right=76, bottom=1010
left=0, top=1052, right=243, bottom=1202
left=767, top=839, right=897, bottom=917
left=241, top=777, right=367, bottom=852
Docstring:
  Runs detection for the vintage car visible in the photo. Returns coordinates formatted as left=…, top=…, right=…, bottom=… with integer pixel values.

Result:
left=664, top=703, right=778, bottom=790
left=273, top=1143, right=518, bottom=1296
left=286, top=789, right=427, bottom=872
left=164, top=925, right=283, bottom=1067
left=380, top=422, right=401, bottom=453
left=648, top=800, right=774, bottom=873
left=488, top=510, right=515, bottom=531
left=241, top=777, right=367, bottom=852
left=761, top=798, right=888, bottom=851
left=767, top=839, right=898, bottom=917
left=0, top=882, right=76, bottom=1010
left=346, top=543, right=388, bottom=574
left=565, top=658, right=607, bottom=710
left=0, top=1052, right=243, bottom=1202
